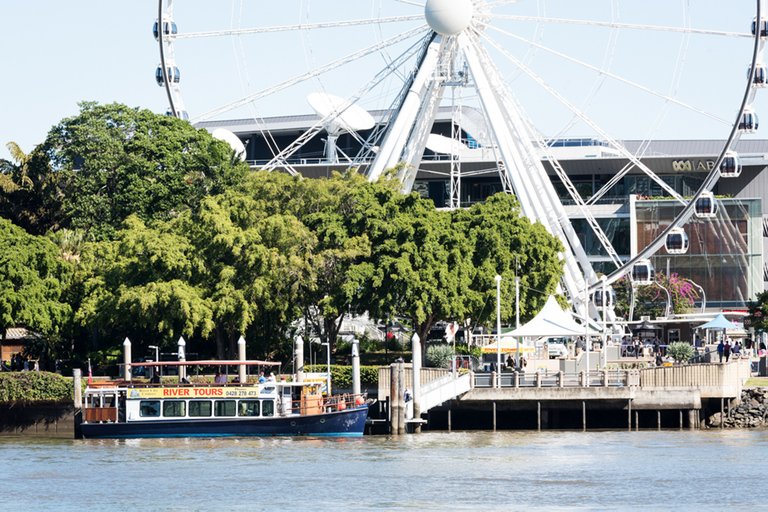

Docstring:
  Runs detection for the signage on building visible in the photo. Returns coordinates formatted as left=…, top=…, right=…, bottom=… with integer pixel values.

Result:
left=671, top=160, right=715, bottom=172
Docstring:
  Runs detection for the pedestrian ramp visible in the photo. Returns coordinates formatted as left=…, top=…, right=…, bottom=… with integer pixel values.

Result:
left=419, top=372, right=472, bottom=412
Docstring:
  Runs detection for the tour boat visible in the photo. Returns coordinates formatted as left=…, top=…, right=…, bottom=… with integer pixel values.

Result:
left=79, top=360, right=368, bottom=438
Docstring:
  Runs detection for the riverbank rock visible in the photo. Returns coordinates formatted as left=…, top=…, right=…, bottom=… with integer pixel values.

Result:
left=706, top=388, right=768, bottom=428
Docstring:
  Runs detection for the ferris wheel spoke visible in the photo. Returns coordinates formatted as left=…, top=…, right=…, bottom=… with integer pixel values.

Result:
left=487, top=15, right=752, bottom=39
left=487, top=0, right=530, bottom=8
left=263, top=35, right=430, bottom=171
left=176, top=15, right=425, bottom=39
left=481, top=31, right=687, bottom=204
left=483, top=23, right=731, bottom=126
left=191, top=25, right=429, bottom=123
left=393, top=0, right=424, bottom=7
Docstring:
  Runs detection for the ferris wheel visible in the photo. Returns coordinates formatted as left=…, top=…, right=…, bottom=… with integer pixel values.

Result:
left=154, top=0, right=766, bottom=325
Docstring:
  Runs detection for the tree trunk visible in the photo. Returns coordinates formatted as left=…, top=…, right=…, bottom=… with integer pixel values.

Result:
left=215, top=325, right=226, bottom=360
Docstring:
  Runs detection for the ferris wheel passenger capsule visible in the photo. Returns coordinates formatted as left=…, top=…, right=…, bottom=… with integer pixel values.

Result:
left=153, top=19, right=178, bottom=41
left=752, top=17, right=768, bottom=38
left=155, top=66, right=180, bottom=86
left=738, top=108, right=759, bottom=134
left=694, top=191, right=718, bottom=218
left=719, top=151, right=741, bottom=178
left=165, top=109, right=189, bottom=121
left=632, top=260, right=655, bottom=286
left=748, top=63, right=768, bottom=87
left=592, top=287, right=617, bottom=308
left=664, top=227, right=689, bottom=255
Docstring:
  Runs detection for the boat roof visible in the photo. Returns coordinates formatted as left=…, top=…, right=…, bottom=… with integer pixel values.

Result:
left=121, top=360, right=280, bottom=367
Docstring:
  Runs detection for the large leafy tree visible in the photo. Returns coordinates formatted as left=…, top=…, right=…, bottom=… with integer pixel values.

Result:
left=0, top=218, right=72, bottom=342
left=457, top=192, right=565, bottom=327
left=44, top=101, right=249, bottom=240
left=747, top=290, right=768, bottom=334
left=348, top=181, right=475, bottom=347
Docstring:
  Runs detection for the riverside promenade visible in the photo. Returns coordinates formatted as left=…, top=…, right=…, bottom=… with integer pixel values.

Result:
left=377, top=359, right=751, bottom=432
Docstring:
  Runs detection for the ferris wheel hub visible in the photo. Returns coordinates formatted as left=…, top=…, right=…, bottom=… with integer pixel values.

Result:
left=425, top=0, right=474, bottom=36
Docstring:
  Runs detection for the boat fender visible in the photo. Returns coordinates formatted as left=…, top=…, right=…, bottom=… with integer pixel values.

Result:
left=355, top=396, right=365, bottom=406
left=338, top=402, right=346, bottom=411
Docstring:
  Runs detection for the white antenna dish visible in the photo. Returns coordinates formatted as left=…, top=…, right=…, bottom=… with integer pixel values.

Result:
left=211, top=128, right=247, bottom=161
left=307, top=93, right=375, bottom=136
left=426, top=133, right=469, bottom=156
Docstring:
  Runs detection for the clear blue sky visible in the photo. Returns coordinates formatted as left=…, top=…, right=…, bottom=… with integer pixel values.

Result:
left=1, top=1, right=765, bottom=163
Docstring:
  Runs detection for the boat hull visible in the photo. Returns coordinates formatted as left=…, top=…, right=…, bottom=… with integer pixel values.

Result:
left=80, top=406, right=368, bottom=438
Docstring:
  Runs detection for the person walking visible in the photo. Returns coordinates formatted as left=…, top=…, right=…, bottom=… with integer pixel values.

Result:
left=717, top=340, right=725, bottom=363
left=724, top=340, right=732, bottom=363
left=732, top=341, right=741, bottom=359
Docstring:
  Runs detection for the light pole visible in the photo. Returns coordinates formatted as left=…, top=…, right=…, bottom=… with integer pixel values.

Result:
left=321, top=342, right=331, bottom=395
left=515, top=274, right=520, bottom=369
left=148, top=345, right=160, bottom=378
left=495, top=275, right=502, bottom=388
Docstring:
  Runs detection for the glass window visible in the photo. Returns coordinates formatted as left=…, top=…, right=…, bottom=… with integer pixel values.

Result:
left=139, top=401, right=161, bottom=417
left=214, top=400, right=236, bottom=417
left=189, top=400, right=212, bottom=417
left=239, top=400, right=260, bottom=417
left=668, top=330, right=680, bottom=344
left=163, top=401, right=186, bottom=417
left=262, top=400, right=274, bottom=417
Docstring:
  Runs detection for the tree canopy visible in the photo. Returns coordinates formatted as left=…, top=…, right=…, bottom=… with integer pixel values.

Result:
left=44, top=101, right=250, bottom=240
left=0, top=218, right=72, bottom=340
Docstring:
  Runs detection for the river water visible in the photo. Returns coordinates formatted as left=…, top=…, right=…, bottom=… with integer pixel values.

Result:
left=2, top=429, right=766, bottom=511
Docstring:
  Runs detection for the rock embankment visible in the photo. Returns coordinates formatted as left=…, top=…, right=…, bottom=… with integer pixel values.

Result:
left=707, top=388, right=768, bottom=428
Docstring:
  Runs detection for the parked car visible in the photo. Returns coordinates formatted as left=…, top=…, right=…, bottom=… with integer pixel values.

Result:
left=537, top=337, right=568, bottom=358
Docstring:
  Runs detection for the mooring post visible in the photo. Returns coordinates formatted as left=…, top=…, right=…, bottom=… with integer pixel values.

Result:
left=582, top=400, right=586, bottom=431
left=680, top=410, right=684, bottom=430
left=123, top=338, right=132, bottom=382
left=391, top=362, right=405, bottom=435
left=448, top=402, right=452, bottom=433
left=537, top=401, right=541, bottom=432
left=236, top=336, right=245, bottom=384
left=721, top=398, right=725, bottom=429
left=412, top=333, right=422, bottom=433
left=628, top=399, right=632, bottom=431
left=657, top=410, right=661, bottom=430
left=351, top=338, right=360, bottom=395
left=635, top=411, right=639, bottom=431
left=493, top=401, right=497, bottom=431
left=73, top=368, right=82, bottom=408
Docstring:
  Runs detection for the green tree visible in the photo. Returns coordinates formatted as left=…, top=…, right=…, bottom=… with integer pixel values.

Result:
left=0, top=142, right=67, bottom=235
left=747, top=290, right=768, bottom=334
left=458, top=192, right=565, bottom=327
left=44, top=102, right=249, bottom=240
left=0, top=218, right=72, bottom=343
left=348, top=181, right=475, bottom=347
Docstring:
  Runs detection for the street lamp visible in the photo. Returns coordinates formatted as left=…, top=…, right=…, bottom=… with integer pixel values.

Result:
left=495, top=275, right=502, bottom=388
left=148, top=345, right=160, bottom=378
left=321, top=342, right=331, bottom=395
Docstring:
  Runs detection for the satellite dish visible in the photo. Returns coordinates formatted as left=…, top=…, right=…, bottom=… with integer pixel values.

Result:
left=426, top=133, right=469, bottom=156
left=307, top=93, right=375, bottom=135
left=211, top=128, right=247, bottom=161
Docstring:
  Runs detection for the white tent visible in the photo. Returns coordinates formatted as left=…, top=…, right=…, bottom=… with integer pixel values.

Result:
left=503, top=295, right=589, bottom=338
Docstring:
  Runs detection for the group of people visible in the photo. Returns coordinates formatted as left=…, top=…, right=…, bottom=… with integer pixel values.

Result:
left=717, top=339, right=744, bottom=363
left=8, top=354, right=38, bottom=372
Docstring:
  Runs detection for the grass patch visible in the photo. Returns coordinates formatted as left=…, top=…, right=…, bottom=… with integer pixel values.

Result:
left=745, top=377, right=768, bottom=387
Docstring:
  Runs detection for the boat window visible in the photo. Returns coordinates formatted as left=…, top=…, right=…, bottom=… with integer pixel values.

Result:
left=139, top=401, right=161, bottom=417
left=189, top=400, right=212, bottom=417
left=163, top=400, right=186, bottom=417
left=261, top=386, right=276, bottom=394
left=214, top=400, right=236, bottom=417
left=238, top=400, right=260, bottom=417
left=262, top=400, right=274, bottom=417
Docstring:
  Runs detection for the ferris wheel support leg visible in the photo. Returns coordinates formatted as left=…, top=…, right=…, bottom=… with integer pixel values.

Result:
left=459, top=33, right=595, bottom=320
left=367, top=34, right=444, bottom=183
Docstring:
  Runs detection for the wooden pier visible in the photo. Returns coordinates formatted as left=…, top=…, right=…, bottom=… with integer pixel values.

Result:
left=374, top=360, right=751, bottom=433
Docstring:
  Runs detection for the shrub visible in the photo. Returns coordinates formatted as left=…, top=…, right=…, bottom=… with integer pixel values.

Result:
left=426, top=345, right=454, bottom=368
left=0, top=372, right=73, bottom=402
left=667, top=342, right=695, bottom=363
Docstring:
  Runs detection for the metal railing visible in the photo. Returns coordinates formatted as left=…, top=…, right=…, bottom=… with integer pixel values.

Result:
left=473, top=370, right=640, bottom=388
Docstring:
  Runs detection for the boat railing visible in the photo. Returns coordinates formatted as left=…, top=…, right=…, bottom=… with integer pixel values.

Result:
left=473, top=370, right=640, bottom=388
left=284, top=393, right=367, bottom=416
